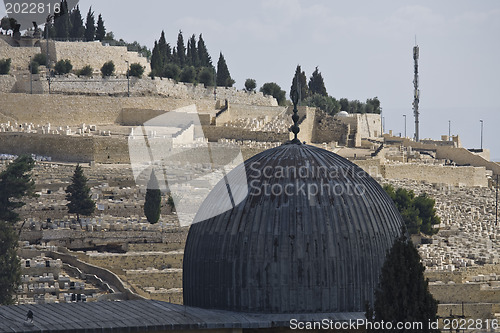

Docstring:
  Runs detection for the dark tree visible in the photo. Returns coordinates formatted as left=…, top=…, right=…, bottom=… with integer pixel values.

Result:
left=0, top=221, right=21, bottom=305
left=163, top=63, right=181, bottom=81
left=186, top=34, right=199, bottom=67
left=302, top=94, right=340, bottom=115
left=69, top=5, right=84, bottom=39
left=0, top=156, right=35, bottom=224
left=365, top=97, right=382, bottom=114
left=0, top=156, right=35, bottom=305
left=30, top=60, right=39, bottom=74
left=260, top=82, right=286, bottom=106
left=54, top=59, right=72, bottom=74
left=65, top=164, right=95, bottom=225
left=95, top=14, right=106, bottom=41
left=128, top=63, right=145, bottom=78
left=77, top=65, right=93, bottom=77
left=54, top=0, right=70, bottom=39
left=197, top=34, right=212, bottom=68
left=216, top=52, right=234, bottom=87
left=100, top=60, right=115, bottom=77
left=84, top=7, right=95, bottom=41
left=180, top=66, right=196, bottom=83
left=369, top=234, right=439, bottom=333
left=144, top=171, right=161, bottom=224
left=383, top=184, right=440, bottom=235
left=290, top=65, right=308, bottom=101
left=308, top=66, right=327, bottom=96
left=33, top=53, right=47, bottom=66
left=176, top=30, right=186, bottom=67
left=0, top=58, right=11, bottom=75
left=244, top=78, right=256, bottom=92
left=197, top=67, right=215, bottom=87
left=339, top=98, right=349, bottom=111
left=150, top=41, right=161, bottom=75
left=158, top=31, right=171, bottom=65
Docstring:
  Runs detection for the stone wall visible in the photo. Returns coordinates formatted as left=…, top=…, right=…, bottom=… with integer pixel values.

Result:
left=83, top=251, right=184, bottom=271
left=0, top=132, right=94, bottom=162
left=0, top=75, right=16, bottom=92
left=50, top=41, right=150, bottom=74
left=202, top=125, right=288, bottom=143
left=311, top=110, right=349, bottom=145
left=216, top=104, right=285, bottom=125
left=0, top=93, right=214, bottom=126
left=0, top=37, right=40, bottom=71
left=430, top=283, right=500, bottom=304
left=382, top=163, right=488, bottom=187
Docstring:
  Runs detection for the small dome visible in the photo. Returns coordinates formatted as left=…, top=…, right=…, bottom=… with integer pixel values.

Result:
left=183, top=144, right=402, bottom=313
left=337, top=111, right=349, bottom=117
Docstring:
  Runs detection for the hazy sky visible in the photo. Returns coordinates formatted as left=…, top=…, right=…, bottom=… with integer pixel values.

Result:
left=2, top=1, right=499, bottom=159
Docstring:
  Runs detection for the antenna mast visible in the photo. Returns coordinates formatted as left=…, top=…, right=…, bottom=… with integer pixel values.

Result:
left=413, top=40, right=420, bottom=142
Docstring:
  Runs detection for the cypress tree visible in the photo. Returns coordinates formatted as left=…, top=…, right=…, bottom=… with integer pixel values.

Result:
left=186, top=34, right=199, bottom=68
left=69, top=5, right=84, bottom=39
left=216, top=52, right=234, bottom=87
left=197, top=34, right=212, bottom=68
left=144, top=171, right=161, bottom=224
left=290, top=65, right=308, bottom=101
left=308, top=66, right=327, bottom=96
left=150, top=41, right=160, bottom=74
left=54, top=0, right=70, bottom=39
left=84, top=7, right=95, bottom=41
left=95, top=14, right=106, bottom=41
left=65, top=164, right=95, bottom=225
left=369, top=234, right=439, bottom=333
left=158, top=31, right=171, bottom=66
left=176, top=30, right=186, bottom=67
left=0, top=156, right=35, bottom=305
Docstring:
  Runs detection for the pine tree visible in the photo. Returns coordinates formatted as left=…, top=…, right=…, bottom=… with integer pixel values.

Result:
left=197, top=34, right=212, bottom=68
left=369, top=234, right=439, bottom=333
left=84, top=7, right=95, bottom=41
left=308, top=66, right=327, bottom=96
left=65, top=164, right=95, bottom=225
left=54, top=0, right=70, bottom=39
left=95, top=14, right=106, bottom=41
left=216, top=52, right=234, bottom=87
left=0, top=156, right=35, bottom=305
left=176, top=30, right=186, bottom=67
left=69, top=5, right=84, bottom=39
left=144, top=170, right=161, bottom=224
left=290, top=65, right=308, bottom=101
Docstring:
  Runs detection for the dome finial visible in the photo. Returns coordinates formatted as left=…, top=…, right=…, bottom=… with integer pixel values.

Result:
left=289, top=80, right=301, bottom=144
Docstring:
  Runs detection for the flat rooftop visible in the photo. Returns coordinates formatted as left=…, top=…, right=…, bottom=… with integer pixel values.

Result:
left=0, top=299, right=364, bottom=332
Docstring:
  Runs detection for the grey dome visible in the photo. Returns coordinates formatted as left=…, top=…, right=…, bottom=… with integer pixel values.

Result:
left=183, top=144, right=403, bottom=313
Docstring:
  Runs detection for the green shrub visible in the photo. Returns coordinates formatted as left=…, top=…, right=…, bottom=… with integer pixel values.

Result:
left=197, top=67, right=215, bottom=87
left=101, top=61, right=115, bottom=77
left=0, top=58, right=11, bottom=75
left=32, top=53, right=47, bottom=66
left=54, top=59, right=72, bottom=75
left=77, top=65, right=93, bottom=77
left=162, top=63, right=180, bottom=81
left=128, top=63, right=144, bottom=78
left=30, top=61, right=39, bottom=74
left=180, top=66, right=196, bottom=83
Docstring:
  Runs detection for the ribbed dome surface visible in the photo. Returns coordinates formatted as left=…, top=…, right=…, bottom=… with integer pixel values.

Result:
left=183, top=144, right=402, bottom=313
